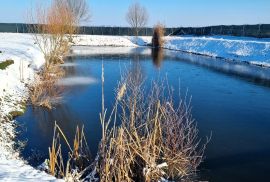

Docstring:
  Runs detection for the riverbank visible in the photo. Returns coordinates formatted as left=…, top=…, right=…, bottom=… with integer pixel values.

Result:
left=0, top=33, right=62, bottom=181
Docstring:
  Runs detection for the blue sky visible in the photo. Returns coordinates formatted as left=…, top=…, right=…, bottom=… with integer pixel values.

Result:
left=0, top=0, right=269, bottom=27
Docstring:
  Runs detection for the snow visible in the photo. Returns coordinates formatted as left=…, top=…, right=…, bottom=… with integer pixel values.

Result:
left=70, top=46, right=151, bottom=56
left=74, top=35, right=140, bottom=47
left=73, top=34, right=270, bottom=66
left=163, top=35, right=270, bottom=66
left=0, top=33, right=60, bottom=182
left=0, top=33, right=269, bottom=181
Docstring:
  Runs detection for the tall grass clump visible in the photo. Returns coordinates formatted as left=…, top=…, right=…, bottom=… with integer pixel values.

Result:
left=152, top=23, right=165, bottom=48
left=47, top=122, right=91, bottom=180
left=95, top=65, right=209, bottom=181
left=45, top=65, right=209, bottom=181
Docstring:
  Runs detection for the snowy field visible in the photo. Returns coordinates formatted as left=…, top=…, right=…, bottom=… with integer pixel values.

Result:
left=164, top=35, right=270, bottom=66
left=0, top=33, right=269, bottom=181
left=73, top=34, right=270, bottom=66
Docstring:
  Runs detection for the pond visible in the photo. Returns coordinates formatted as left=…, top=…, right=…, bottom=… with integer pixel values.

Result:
left=17, top=46, right=270, bottom=182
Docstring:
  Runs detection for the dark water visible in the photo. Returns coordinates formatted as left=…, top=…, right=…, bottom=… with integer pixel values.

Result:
left=17, top=47, right=270, bottom=182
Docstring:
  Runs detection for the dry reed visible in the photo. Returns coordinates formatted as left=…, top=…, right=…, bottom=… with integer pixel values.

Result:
left=152, top=23, right=165, bottom=48
left=95, top=66, right=209, bottom=181
left=48, top=122, right=91, bottom=180
left=46, top=61, right=209, bottom=182
left=29, top=65, right=65, bottom=109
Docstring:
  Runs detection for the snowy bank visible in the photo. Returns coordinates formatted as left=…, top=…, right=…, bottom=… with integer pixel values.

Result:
left=163, top=35, right=270, bottom=66
left=74, top=34, right=149, bottom=47
left=0, top=33, right=60, bottom=181
left=72, top=34, right=270, bottom=67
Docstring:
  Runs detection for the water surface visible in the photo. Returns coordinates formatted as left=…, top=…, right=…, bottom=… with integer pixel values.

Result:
left=17, top=47, right=270, bottom=182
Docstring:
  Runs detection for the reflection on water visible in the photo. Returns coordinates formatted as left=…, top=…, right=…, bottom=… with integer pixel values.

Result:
left=151, top=48, right=164, bottom=68
left=17, top=47, right=270, bottom=182
left=57, top=77, right=98, bottom=86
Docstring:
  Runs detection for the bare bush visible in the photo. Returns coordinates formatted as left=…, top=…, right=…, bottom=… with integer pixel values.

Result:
left=28, top=0, right=78, bottom=68
left=28, top=0, right=87, bottom=108
left=126, top=2, right=149, bottom=36
left=29, top=65, right=65, bottom=109
left=152, top=23, right=165, bottom=48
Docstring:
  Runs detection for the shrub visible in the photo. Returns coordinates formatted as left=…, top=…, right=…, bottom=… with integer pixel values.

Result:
left=28, top=0, right=77, bottom=68
left=152, top=24, right=165, bottom=48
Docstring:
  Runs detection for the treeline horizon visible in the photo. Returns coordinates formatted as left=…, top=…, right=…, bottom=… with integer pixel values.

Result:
left=0, top=22, right=269, bottom=38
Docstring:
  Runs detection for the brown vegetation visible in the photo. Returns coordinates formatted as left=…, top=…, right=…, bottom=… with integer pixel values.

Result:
left=96, top=65, right=209, bottom=181
left=28, top=0, right=90, bottom=109
left=152, top=23, right=165, bottom=48
left=28, top=0, right=77, bottom=68
left=29, top=65, right=64, bottom=109
left=46, top=65, right=209, bottom=181
left=48, top=122, right=91, bottom=180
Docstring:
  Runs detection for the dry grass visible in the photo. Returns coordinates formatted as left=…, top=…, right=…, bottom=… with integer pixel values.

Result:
left=152, top=23, right=165, bottom=48
left=95, top=65, right=209, bottom=181
left=45, top=64, right=209, bottom=181
left=48, top=122, right=65, bottom=177
left=48, top=122, right=91, bottom=180
left=29, top=65, right=65, bottom=109
left=44, top=63, right=209, bottom=182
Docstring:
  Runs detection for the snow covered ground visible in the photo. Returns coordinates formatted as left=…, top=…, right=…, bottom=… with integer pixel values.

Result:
left=0, top=33, right=60, bottom=182
left=74, top=34, right=270, bottom=66
left=164, top=35, right=270, bottom=66
left=0, top=33, right=269, bottom=181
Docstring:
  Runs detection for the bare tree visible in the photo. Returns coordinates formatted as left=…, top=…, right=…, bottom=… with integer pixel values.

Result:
left=56, top=0, right=90, bottom=23
left=126, top=2, right=149, bottom=36
left=27, top=0, right=77, bottom=108
left=28, top=1, right=75, bottom=67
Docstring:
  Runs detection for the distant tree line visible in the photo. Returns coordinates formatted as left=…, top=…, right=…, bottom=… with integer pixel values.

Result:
left=0, top=23, right=270, bottom=38
left=0, top=23, right=178, bottom=36
left=173, top=24, right=270, bottom=38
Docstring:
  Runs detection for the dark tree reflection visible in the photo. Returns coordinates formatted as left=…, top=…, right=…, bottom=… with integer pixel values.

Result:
left=151, top=48, right=164, bottom=68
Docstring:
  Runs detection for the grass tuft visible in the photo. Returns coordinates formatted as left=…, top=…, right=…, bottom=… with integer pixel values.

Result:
left=0, top=59, right=14, bottom=70
left=29, top=65, right=65, bottom=109
left=9, top=110, right=24, bottom=118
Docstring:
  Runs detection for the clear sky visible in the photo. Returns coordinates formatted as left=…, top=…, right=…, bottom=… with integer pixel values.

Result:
left=0, top=0, right=269, bottom=27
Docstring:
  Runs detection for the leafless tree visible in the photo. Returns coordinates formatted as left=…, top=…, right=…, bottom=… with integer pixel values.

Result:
left=126, top=2, right=149, bottom=36
left=56, top=0, right=90, bottom=23
left=27, top=0, right=77, bottom=108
